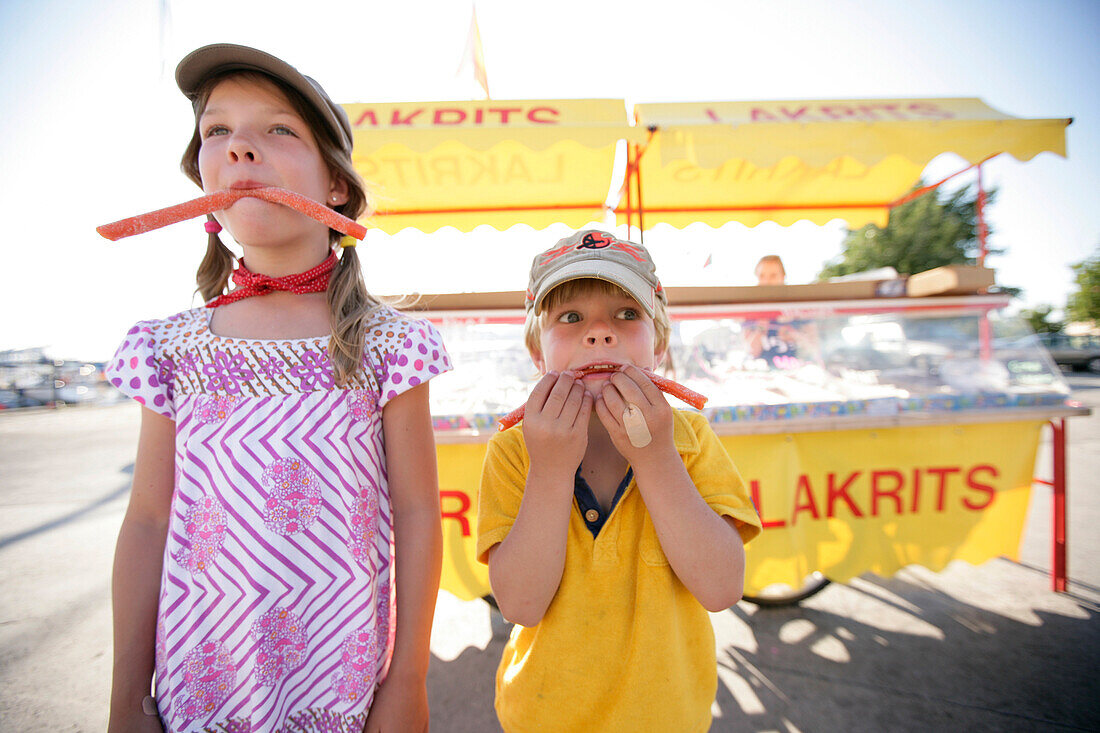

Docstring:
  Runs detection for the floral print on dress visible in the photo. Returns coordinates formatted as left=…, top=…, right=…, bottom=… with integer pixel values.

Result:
left=257, top=356, right=285, bottom=379
left=349, top=487, right=380, bottom=567
left=331, top=627, right=379, bottom=704
left=178, top=640, right=236, bottom=723
left=261, top=458, right=322, bottom=536
left=177, top=352, right=200, bottom=375
left=347, top=390, right=378, bottom=422
left=251, top=607, right=307, bottom=686
left=290, top=350, right=335, bottom=391
left=104, top=307, right=453, bottom=730
left=172, top=495, right=227, bottom=574
left=158, top=357, right=176, bottom=391
left=203, top=350, right=255, bottom=394
left=193, top=394, right=238, bottom=424
left=284, top=709, right=368, bottom=730
left=376, top=581, right=391, bottom=659
left=155, top=616, right=169, bottom=718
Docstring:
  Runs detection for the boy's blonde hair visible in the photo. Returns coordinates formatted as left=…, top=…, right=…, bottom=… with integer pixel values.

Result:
left=180, top=70, right=379, bottom=386
left=524, top=279, right=671, bottom=366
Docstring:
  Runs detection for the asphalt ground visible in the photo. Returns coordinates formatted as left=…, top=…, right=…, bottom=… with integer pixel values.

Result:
left=1, top=376, right=1097, bottom=732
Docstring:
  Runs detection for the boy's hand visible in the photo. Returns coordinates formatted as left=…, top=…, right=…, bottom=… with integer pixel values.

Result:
left=594, top=365, right=676, bottom=468
left=522, top=371, right=592, bottom=477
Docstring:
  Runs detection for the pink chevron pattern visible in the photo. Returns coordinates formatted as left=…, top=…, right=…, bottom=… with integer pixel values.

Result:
left=106, top=306, right=452, bottom=732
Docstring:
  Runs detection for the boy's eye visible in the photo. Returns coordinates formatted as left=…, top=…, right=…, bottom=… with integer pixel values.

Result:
left=557, top=311, right=582, bottom=324
left=616, top=308, right=640, bottom=320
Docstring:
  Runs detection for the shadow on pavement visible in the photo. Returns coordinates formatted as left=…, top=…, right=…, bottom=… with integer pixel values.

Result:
left=713, top=572, right=1100, bottom=732
left=428, top=624, right=507, bottom=733
left=0, top=465, right=133, bottom=551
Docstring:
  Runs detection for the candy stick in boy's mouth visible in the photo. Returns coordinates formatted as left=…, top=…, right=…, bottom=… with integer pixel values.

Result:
left=96, top=187, right=368, bottom=242
left=496, top=365, right=708, bottom=431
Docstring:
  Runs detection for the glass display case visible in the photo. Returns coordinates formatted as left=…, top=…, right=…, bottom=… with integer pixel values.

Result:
left=420, top=290, right=1084, bottom=603
left=424, top=294, right=1071, bottom=432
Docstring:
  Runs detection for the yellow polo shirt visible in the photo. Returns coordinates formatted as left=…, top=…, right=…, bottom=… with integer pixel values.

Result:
left=477, top=410, right=762, bottom=733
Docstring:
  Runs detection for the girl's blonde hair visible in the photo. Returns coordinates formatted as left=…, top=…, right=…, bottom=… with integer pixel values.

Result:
left=523, top=279, right=672, bottom=367
left=180, top=70, right=379, bottom=386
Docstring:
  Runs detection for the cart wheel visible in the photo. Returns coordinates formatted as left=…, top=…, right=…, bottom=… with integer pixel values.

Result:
left=742, top=572, right=831, bottom=607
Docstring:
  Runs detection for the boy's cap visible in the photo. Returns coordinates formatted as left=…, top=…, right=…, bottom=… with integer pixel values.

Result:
left=526, top=230, right=666, bottom=317
left=176, top=43, right=353, bottom=156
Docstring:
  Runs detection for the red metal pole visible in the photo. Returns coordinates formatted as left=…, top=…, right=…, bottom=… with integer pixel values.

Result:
left=625, top=144, right=635, bottom=240
left=1050, top=418, right=1067, bottom=592
left=635, top=142, right=645, bottom=244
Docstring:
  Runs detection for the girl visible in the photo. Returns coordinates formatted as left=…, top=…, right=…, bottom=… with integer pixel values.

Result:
left=106, top=44, right=449, bottom=733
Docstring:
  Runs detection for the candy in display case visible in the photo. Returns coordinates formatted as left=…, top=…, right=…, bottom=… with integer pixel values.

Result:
left=423, top=293, right=1071, bottom=431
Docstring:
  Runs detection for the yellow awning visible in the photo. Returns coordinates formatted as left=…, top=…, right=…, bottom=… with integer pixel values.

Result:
left=343, top=99, right=644, bottom=233
left=622, top=98, right=1069, bottom=230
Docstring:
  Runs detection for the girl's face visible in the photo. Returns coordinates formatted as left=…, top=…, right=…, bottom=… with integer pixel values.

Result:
left=533, top=286, right=659, bottom=396
left=197, top=76, right=348, bottom=249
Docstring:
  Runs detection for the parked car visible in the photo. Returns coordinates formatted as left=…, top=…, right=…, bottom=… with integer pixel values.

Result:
left=1036, top=333, right=1100, bottom=373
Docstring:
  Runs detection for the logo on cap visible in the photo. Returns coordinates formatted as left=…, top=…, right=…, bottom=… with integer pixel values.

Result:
left=579, top=231, right=616, bottom=250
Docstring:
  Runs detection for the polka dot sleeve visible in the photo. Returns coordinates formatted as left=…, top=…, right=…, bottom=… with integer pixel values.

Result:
left=373, top=316, right=452, bottom=409
left=105, top=321, right=175, bottom=419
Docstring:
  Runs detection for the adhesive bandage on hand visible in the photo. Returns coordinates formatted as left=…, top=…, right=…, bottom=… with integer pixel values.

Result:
left=622, top=404, right=652, bottom=448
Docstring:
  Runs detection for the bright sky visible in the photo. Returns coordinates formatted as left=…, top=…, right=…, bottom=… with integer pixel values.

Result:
left=2, top=0, right=1097, bottom=361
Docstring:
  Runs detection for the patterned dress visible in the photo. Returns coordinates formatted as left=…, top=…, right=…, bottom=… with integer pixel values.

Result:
left=106, top=306, right=451, bottom=733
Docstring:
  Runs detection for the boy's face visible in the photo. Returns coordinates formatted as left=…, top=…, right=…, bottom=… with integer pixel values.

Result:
left=533, top=285, right=659, bottom=396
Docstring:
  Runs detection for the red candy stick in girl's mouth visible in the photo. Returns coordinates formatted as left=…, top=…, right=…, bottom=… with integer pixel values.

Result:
left=496, top=365, right=708, bottom=431
left=96, top=187, right=368, bottom=242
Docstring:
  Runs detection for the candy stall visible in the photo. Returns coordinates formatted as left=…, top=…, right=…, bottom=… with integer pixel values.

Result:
left=410, top=277, right=1084, bottom=603
left=341, top=96, right=1084, bottom=602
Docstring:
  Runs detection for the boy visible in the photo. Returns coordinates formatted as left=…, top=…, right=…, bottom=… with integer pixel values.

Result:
left=477, top=229, right=762, bottom=732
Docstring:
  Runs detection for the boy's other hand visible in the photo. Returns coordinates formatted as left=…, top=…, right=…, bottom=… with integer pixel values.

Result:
left=523, top=371, right=592, bottom=477
left=594, top=365, right=676, bottom=467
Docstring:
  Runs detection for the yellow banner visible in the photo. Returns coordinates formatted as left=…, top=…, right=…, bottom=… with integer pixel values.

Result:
left=635, top=98, right=1070, bottom=169
left=343, top=99, right=642, bottom=234
left=354, top=139, right=617, bottom=234
left=434, top=420, right=1043, bottom=601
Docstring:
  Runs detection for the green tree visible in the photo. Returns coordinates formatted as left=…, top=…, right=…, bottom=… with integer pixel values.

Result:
left=1019, top=304, right=1063, bottom=334
left=1065, top=246, right=1100, bottom=324
left=819, top=181, right=1003, bottom=279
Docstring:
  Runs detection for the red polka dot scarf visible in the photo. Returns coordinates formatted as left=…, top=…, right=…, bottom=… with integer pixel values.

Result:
left=205, top=251, right=338, bottom=308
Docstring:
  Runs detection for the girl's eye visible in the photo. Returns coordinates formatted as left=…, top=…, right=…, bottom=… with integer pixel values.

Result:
left=202, top=125, right=229, bottom=139
left=271, top=124, right=297, bottom=136
left=557, top=311, right=582, bottom=324
left=616, top=308, right=640, bottom=320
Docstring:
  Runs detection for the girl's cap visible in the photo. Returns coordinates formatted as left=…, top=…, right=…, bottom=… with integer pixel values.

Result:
left=176, top=43, right=353, bottom=156
left=526, top=230, right=666, bottom=318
